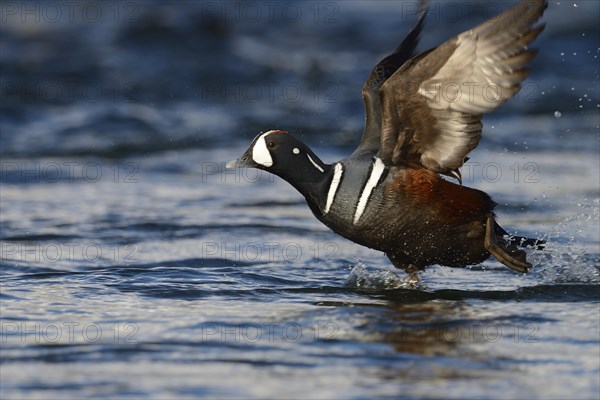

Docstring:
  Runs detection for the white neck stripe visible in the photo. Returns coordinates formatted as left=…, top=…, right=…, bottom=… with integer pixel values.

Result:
left=353, top=158, right=386, bottom=225
left=307, top=154, right=324, bottom=173
left=324, top=163, right=343, bottom=214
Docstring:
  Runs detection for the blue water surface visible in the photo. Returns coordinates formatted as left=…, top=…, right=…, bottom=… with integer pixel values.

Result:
left=1, top=1, right=599, bottom=399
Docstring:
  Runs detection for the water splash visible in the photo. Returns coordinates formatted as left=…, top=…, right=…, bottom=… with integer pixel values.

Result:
left=529, top=199, right=600, bottom=284
left=344, top=261, right=421, bottom=290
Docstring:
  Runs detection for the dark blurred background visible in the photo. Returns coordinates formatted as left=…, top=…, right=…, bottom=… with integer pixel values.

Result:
left=1, top=0, right=598, bottom=159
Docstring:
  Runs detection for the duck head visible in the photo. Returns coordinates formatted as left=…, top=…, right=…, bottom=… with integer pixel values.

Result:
left=227, top=130, right=329, bottom=183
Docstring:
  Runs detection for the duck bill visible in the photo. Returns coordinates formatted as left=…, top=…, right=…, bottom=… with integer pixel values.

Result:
left=225, top=159, right=240, bottom=169
left=225, top=148, right=257, bottom=169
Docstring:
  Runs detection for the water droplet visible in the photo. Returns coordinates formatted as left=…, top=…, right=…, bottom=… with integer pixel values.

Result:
left=554, top=111, right=562, bottom=118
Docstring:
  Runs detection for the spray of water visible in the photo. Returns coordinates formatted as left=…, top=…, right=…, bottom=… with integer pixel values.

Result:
left=345, top=261, right=421, bottom=290
left=528, top=199, right=600, bottom=284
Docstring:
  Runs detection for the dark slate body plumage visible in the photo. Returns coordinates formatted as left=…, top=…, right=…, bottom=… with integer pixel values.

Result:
left=228, top=0, right=547, bottom=275
left=308, top=159, right=494, bottom=272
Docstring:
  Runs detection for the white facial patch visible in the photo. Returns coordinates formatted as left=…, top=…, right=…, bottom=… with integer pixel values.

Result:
left=252, top=132, right=274, bottom=167
left=293, top=148, right=300, bottom=154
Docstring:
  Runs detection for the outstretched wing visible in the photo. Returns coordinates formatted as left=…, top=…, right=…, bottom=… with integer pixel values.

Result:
left=379, top=0, right=546, bottom=181
left=353, top=0, right=428, bottom=157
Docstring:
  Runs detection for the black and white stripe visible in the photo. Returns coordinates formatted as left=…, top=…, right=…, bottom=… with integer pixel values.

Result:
left=353, top=158, right=387, bottom=225
left=324, top=163, right=343, bottom=214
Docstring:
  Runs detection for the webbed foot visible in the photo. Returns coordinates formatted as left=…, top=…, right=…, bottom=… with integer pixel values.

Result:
left=484, top=215, right=532, bottom=273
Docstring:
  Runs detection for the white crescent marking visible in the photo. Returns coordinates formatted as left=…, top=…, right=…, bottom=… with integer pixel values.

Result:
left=353, top=157, right=385, bottom=225
left=324, top=163, right=343, bottom=214
left=307, top=154, right=324, bottom=173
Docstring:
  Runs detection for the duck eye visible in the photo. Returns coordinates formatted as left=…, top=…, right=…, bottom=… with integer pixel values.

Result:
left=267, top=141, right=276, bottom=149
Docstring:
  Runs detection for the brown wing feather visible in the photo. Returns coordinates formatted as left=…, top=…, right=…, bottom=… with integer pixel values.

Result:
left=379, top=0, right=547, bottom=178
left=354, top=0, right=428, bottom=157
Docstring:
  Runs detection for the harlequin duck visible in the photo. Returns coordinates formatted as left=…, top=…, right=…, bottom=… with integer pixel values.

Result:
left=227, top=0, right=547, bottom=274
